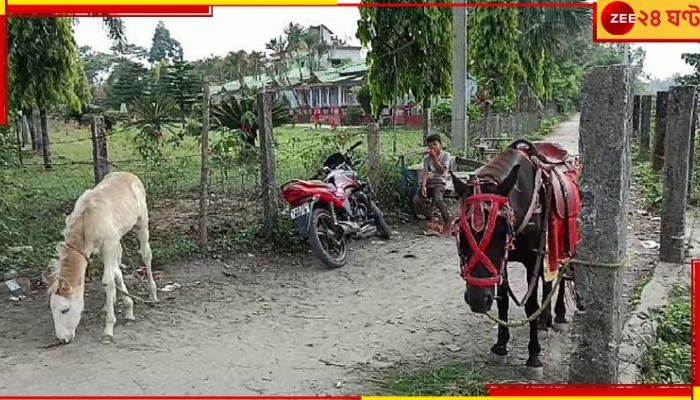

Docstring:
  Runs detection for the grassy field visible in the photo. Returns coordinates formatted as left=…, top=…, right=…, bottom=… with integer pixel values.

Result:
left=1, top=120, right=426, bottom=275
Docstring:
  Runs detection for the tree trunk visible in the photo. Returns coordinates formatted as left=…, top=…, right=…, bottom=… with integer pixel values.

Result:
left=367, top=122, right=381, bottom=189
left=15, top=117, right=25, bottom=147
left=422, top=97, right=432, bottom=138
left=21, top=115, right=31, bottom=146
left=39, top=108, right=52, bottom=170
left=23, top=108, right=38, bottom=152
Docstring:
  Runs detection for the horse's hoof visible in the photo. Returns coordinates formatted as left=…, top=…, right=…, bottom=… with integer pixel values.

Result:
left=124, top=317, right=136, bottom=324
left=524, top=366, right=544, bottom=380
left=101, top=335, right=114, bottom=344
left=553, top=322, right=569, bottom=332
left=488, top=352, right=508, bottom=365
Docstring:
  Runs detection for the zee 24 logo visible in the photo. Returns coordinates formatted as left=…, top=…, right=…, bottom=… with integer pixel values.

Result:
left=601, top=1, right=662, bottom=35
left=600, top=0, right=700, bottom=35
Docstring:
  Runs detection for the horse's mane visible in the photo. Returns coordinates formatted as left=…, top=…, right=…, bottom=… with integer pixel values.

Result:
left=476, top=148, right=528, bottom=184
left=45, top=190, right=93, bottom=291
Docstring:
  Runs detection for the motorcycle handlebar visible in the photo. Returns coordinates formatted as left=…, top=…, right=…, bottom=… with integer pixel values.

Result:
left=348, top=140, right=363, bottom=152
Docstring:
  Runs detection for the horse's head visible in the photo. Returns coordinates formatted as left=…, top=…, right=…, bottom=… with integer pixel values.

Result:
left=450, top=165, right=520, bottom=314
left=42, top=253, right=87, bottom=344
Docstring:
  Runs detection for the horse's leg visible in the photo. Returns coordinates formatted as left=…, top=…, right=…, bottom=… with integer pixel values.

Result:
left=537, top=276, right=553, bottom=340
left=136, top=212, right=158, bottom=302
left=489, top=282, right=510, bottom=365
left=114, top=243, right=135, bottom=321
left=100, top=240, right=119, bottom=343
left=524, top=264, right=544, bottom=380
left=553, top=277, right=569, bottom=331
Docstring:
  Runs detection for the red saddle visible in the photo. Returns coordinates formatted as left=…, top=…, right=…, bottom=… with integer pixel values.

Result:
left=529, top=142, right=582, bottom=275
left=533, top=141, right=571, bottom=164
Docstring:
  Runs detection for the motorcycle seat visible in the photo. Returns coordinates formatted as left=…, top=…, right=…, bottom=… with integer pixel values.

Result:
left=284, top=179, right=335, bottom=190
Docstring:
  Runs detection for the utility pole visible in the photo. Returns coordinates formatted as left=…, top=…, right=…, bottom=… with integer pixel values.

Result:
left=451, top=2, right=467, bottom=155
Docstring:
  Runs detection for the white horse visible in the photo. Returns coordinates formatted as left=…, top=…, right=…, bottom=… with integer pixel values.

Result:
left=42, top=171, right=158, bottom=344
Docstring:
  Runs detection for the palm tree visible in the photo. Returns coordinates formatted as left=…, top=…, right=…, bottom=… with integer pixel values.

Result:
left=248, top=51, right=265, bottom=80
left=283, top=22, right=306, bottom=80
left=265, top=36, right=302, bottom=109
left=515, top=0, right=592, bottom=104
left=301, top=27, right=330, bottom=73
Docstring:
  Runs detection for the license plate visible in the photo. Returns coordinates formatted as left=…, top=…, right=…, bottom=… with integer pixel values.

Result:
left=290, top=203, right=311, bottom=219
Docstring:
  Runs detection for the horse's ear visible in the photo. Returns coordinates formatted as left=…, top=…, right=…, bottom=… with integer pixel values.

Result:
left=450, top=171, right=471, bottom=198
left=57, top=278, right=73, bottom=297
left=498, top=164, right=521, bottom=196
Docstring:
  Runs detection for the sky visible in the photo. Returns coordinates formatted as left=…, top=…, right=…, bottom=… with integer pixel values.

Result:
left=73, top=9, right=699, bottom=80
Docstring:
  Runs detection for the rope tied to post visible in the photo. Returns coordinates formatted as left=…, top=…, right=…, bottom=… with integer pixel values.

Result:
left=484, top=256, right=630, bottom=328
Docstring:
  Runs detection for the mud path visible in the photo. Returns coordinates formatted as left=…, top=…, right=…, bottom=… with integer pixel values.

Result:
left=0, top=114, right=660, bottom=395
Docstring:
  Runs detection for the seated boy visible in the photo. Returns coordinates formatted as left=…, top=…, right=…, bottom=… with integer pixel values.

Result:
left=413, top=134, right=452, bottom=233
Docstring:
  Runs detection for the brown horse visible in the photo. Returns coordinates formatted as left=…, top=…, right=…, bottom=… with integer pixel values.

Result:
left=449, top=139, right=582, bottom=379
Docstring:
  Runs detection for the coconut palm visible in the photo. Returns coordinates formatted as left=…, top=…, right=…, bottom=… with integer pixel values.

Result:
left=248, top=51, right=265, bottom=80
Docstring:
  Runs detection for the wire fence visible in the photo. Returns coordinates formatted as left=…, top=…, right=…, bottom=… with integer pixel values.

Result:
left=1, top=99, right=560, bottom=274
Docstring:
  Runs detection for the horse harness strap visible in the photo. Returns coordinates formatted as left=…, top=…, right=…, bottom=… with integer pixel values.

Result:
left=453, top=177, right=516, bottom=287
left=64, top=242, right=90, bottom=263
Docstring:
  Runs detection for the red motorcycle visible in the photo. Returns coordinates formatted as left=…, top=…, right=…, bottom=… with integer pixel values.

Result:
left=280, top=140, right=392, bottom=268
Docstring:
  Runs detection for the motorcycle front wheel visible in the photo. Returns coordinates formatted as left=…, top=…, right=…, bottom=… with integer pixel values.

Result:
left=308, top=208, right=348, bottom=268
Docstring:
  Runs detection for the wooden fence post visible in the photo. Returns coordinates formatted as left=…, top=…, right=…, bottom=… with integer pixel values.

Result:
left=659, top=86, right=696, bottom=263
left=199, top=80, right=211, bottom=254
left=257, top=90, right=279, bottom=235
left=639, top=95, right=652, bottom=160
left=569, top=65, right=632, bottom=384
left=651, top=91, right=668, bottom=172
left=91, top=115, right=109, bottom=185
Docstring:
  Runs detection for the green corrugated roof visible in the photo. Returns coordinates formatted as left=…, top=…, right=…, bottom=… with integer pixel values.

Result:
left=213, top=60, right=368, bottom=93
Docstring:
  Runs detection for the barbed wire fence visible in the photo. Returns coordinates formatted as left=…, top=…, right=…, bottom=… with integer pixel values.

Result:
left=1, top=86, right=563, bottom=275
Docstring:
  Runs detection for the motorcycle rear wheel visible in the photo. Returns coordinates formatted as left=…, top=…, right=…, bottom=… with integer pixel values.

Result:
left=308, top=208, right=348, bottom=268
left=370, top=201, right=392, bottom=240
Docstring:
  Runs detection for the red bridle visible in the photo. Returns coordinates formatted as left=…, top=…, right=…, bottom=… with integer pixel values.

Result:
left=452, top=178, right=516, bottom=287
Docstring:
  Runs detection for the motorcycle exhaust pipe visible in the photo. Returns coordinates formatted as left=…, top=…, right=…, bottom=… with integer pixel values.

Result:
left=337, top=221, right=359, bottom=236
left=356, top=224, right=377, bottom=239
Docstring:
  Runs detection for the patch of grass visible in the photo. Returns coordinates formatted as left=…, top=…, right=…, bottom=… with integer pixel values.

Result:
left=640, top=283, right=691, bottom=384
left=382, top=362, right=504, bottom=396
left=631, top=144, right=663, bottom=212
left=629, top=272, right=653, bottom=307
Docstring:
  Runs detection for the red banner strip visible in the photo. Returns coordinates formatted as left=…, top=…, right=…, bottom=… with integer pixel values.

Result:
left=487, top=385, right=693, bottom=397
left=7, top=5, right=212, bottom=15
left=0, top=16, right=6, bottom=126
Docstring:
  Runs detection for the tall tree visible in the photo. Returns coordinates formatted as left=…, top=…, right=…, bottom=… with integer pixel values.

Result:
left=167, top=60, right=203, bottom=126
left=516, top=0, right=591, bottom=101
left=106, top=59, right=150, bottom=110
left=469, top=0, right=524, bottom=103
left=284, top=22, right=307, bottom=80
left=357, top=0, right=453, bottom=137
left=148, top=20, right=184, bottom=64
left=8, top=18, right=88, bottom=169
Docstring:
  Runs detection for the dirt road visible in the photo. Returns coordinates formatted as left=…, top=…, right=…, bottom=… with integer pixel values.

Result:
left=0, top=114, right=657, bottom=395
